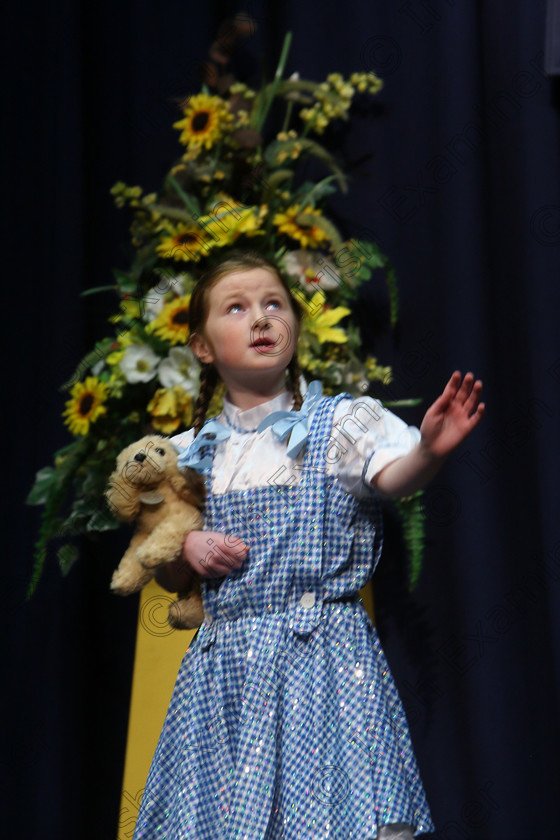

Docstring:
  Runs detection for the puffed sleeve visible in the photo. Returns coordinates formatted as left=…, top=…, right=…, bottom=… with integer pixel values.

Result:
left=325, top=397, right=421, bottom=498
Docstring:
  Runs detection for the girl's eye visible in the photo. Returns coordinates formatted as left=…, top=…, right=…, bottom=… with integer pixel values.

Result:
left=227, top=303, right=243, bottom=313
left=266, top=300, right=281, bottom=310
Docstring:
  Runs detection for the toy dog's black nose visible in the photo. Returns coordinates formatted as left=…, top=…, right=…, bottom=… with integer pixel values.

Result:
left=134, top=453, right=146, bottom=463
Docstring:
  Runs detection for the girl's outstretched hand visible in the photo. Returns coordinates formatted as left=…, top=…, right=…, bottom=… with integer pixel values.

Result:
left=420, top=371, right=485, bottom=458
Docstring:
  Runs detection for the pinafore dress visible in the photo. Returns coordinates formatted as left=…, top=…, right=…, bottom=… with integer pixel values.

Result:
left=133, top=393, right=434, bottom=839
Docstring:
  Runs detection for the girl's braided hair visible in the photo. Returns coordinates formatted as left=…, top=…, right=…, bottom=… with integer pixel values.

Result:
left=189, top=250, right=304, bottom=437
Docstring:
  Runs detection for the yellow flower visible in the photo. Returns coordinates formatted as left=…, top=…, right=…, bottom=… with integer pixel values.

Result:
left=229, top=205, right=267, bottom=240
left=235, top=109, right=250, bottom=127
left=173, top=94, right=232, bottom=152
left=109, top=298, right=142, bottom=325
left=63, top=377, right=109, bottom=436
left=296, top=290, right=351, bottom=344
left=276, top=141, right=303, bottom=164
left=156, top=221, right=214, bottom=263
left=105, top=334, right=134, bottom=367
left=197, top=201, right=266, bottom=247
left=147, top=295, right=191, bottom=345
left=148, top=386, right=193, bottom=433
left=365, top=355, right=393, bottom=385
left=276, top=130, right=298, bottom=141
left=229, top=82, right=256, bottom=98
left=110, top=182, right=142, bottom=207
left=350, top=71, right=383, bottom=94
left=273, top=205, right=329, bottom=248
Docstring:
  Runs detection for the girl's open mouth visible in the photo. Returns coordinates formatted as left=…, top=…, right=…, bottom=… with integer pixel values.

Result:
left=251, top=337, right=276, bottom=349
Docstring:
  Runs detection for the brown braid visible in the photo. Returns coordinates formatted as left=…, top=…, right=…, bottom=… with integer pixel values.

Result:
left=287, top=356, right=304, bottom=410
left=191, top=364, right=219, bottom=438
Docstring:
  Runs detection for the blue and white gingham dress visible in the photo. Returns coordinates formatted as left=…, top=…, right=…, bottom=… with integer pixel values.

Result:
left=133, top=392, right=434, bottom=840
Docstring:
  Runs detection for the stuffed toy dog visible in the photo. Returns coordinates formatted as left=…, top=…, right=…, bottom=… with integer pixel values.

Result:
left=106, top=435, right=205, bottom=629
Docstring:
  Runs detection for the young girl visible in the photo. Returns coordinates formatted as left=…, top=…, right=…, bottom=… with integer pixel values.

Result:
left=133, top=251, right=484, bottom=840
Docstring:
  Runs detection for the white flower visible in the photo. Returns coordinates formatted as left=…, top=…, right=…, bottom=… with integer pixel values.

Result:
left=158, top=346, right=200, bottom=395
left=142, top=273, right=190, bottom=322
left=282, top=250, right=341, bottom=294
left=120, top=344, right=160, bottom=383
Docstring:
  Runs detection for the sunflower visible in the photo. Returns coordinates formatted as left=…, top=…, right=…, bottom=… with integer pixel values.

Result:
left=147, top=295, right=191, bottom=345
left=197, top=203, right=267, bottom=247
left=173, top=94, right=232, bottom=153
left=156, top=221, right=215, bottom=263
left=148, top=386, right=193, bottom=434
left=229, top=205, right=268, bottom=240
left=63, top=377, right=110, bottom=436
left=273, top=205, right=329, bottom=248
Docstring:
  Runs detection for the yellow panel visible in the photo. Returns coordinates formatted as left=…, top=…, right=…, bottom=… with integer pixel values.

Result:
left=116, top=579, right=197, bottom=840
left=359, top=580, right=375, bottom=624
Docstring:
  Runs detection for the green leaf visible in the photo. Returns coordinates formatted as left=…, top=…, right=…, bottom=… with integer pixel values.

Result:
left=293, top=176, right=337, bottom=208
left=381, top=398, right=423, bottom=408
left=27, top=432, right=95, bottom=597
left=260, top=169, right=294, bottom=202
left=352, top=239, right=385, bottom=270
left=264, top=137, right=348, bottom=193
left=26, top=467, right=59, bottom=505
left=275, top=79, right=318, bottom=102
left=166, top=175, right=201, bottom=217
left=61, top=499, right=90, bottom=530
left=264, top=138, right=347, bottom=192
left=308, top=333, right=322, bottom=355
left=59, top=339, right=117, bottom=391
left=81, top=284, right=118, bottom=297
left=254, top=31, right=293, bottom=132
left=394, top=491, right=426, bottom=590
left=87, top=501, right=120, bottom=532
left=385, top=263, right=399, bottom=327
left=150, top=204, right=198, bottom=226
left=112, top=269, right=139, bottom=296
left=351, top=240, right=399, bottom=326
left=58, top=544, right=79, bottom=576
left=298, top=139, right=347, bottom=192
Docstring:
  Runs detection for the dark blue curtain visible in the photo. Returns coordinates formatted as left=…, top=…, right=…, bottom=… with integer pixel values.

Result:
left=5, top=1, right=559, bottom=838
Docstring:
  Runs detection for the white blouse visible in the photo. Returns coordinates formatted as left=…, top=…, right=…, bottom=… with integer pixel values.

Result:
left=171, top=387, right=421, bottom=499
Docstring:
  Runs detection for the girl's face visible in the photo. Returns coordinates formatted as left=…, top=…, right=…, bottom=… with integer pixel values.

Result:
left=190, top=267, right=298, bottom=394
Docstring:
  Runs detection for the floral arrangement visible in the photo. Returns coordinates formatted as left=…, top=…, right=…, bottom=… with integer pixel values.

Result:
left=27, top=30, right=424, bottom=596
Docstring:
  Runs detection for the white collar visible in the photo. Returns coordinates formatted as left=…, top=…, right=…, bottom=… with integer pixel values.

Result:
left=221, top=390, right=294, bottom=432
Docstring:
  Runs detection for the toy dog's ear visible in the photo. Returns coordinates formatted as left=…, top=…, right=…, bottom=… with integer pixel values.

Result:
left=168, top=467, right=206, bottom=509
left=105, top=470, right=142, bottom=522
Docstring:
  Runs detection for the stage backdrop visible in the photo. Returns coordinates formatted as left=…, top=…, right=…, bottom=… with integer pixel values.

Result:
left=4, top=1, right=560, bottom=838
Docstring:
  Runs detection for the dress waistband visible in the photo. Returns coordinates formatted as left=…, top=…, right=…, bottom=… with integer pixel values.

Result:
left=196, top=593, right=363, bottom=651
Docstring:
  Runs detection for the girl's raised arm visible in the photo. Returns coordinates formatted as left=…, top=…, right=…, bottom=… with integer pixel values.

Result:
left=372, top=371, right=485, bottom=498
